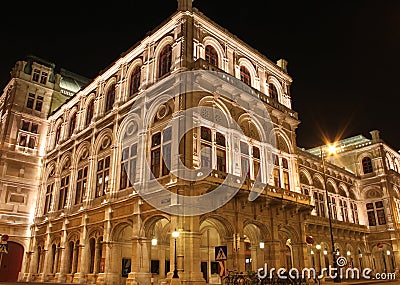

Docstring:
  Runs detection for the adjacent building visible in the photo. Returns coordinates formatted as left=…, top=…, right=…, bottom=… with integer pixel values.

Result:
left=0, top=0, right=398, bottom=284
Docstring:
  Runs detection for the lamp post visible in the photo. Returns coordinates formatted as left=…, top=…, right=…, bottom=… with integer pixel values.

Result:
left=172, top=230, right=180, bottom=278
left=320, top=145, right=341, bottom=283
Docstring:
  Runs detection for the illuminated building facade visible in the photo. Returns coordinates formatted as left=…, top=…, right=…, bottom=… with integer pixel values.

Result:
left=0, top=56, right=89, bottom=281
left=0, top=0, right=398, bottom=284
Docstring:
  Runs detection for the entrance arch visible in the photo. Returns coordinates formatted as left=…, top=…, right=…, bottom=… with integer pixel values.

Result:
left=0, top=241, right=24, bottom=282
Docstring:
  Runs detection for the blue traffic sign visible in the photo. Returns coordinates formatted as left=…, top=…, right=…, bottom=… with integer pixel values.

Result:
left=215, top=245, right=227, bottom=261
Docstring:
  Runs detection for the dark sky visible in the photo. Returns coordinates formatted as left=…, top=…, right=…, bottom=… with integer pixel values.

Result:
left=1, top=1, right=399, bottom=150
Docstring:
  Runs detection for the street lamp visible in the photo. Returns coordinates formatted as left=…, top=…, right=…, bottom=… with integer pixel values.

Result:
left=320, top=144, right=341, bottom=283
left=172, top=229, right=180, bottom=278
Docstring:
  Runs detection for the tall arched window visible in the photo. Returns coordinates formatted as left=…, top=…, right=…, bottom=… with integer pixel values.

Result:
left=55, top=124, right=62, bottom=145
left=86, top=100, right=94, bottom=127
left=69, top=113, right=76, bottom=137
left=105, top=84, right=116, bottom=112
left=269, top=84, right=279, bottom=100
left=362, top=157, right=373, bottom=174
left=129, top=66, right=141, bottom=96
left=159, top=45, right=172, bottom=78
left=205, top=45, right=218, bottom=67
left=240, top=66, right=251, bottom=86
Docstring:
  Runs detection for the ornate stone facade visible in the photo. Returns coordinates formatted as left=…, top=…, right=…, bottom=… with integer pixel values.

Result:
left=0, top=0, right=398, bottom=284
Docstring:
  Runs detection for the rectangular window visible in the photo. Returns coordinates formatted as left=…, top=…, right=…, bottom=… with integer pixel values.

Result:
left=216, top=149, right=226, bottom=172
left=58, top=175, right=70, bottom=210
left=44, top=183, right=54, bottom=214
left=40, top=72, right=48, bottom=84
left=27, top=93, right=35, bottom=109
left=121, top=144, right=137, bottom=190
left=75, top=166, right=88, bottom=204
left=96, top=156, right=110, bottom=198
left=367, top=210, right=376, bottom=226
left=26, top=93, right=43, bottom=112
left=35, top=96, right=43, bottom=111
left=33, top=69, right=40, bottom=82
left=201, top=144, right=212, bottom=169
left=377, top=209, right=386, bottom=225
left=241, top=157, right=250, bottom=178
left=273, top=168, right=280, bottom=188
left=19, top=134, right=27, bottom=147
left=283, top=171, right=290, bottom=190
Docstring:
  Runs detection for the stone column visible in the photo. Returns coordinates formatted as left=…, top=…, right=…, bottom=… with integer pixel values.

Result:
left=73, top=214, right=88, bottom=284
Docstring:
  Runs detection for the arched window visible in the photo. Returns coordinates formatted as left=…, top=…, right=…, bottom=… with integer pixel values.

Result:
left=86, top=100, right=94, bottom=127
left=55, top=124, right=62, bottom=145
left=205, top=45, right=218, bottom=67
left=269, top=84, right=279, bottom=100
left=69, top=113, right=76, bottom=137
left=240, top=66, right=251, bottom=86
left=362, top=157, right=373, bottom=174
left=129, top=66, right=141, bottom=96
left=58, top=172, right=70, bottom=210
left=159, top=45, right=172, bottom=78
left=105, top=84, right=116, bottom=112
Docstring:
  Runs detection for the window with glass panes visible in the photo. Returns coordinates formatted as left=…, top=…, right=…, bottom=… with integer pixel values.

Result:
left=273, top=154, right=280, bottom=187
left=253, top=146, right=261, bottom=181
left=240, top=141, right=250, bottom=178
left=44, top=183, right=54, bottom=214
left=105, top=84, right=116, bottom=112
left=366, top=201, right=386, bottom=226
left=121, top=144, right=138, bottom=190
left=26, top=93, right=44, bottom=112
left=200, top=127, right=212, bottom=169
left=130, top=67, right=141, bottom=96
left=69, top=113, right=76, bottom=136
left=55, top=124, right=62, bottom=145
left=32, top=69, right=48, bottom=84
left=240, top=66, right=251, bottom=86
left=216, top=132, right=226, bottom=172
left=96, top=156, right=110, bottom=198
left=340, top=199, right=349, bottom=222
left=159, top=45, right=172, bottom=77
left=362, top=157, right=373, bottom=174
left=86, top=100, right=94, bottom=127
left=329, top=196, right=337, bottom=219
left=282, top=158, right=290, bottom=190
left=58, top=175, right=70, bottom=210
left=269, top=84, right=278, bottom=101
left=150, top=127, right=172, bottom=179
left=205, top=45, right=218, bottom=67
left=19, top=120, right=38, bottom=149
left=351, top=202, right=359, bottom=224
left=75, top=166, right=88, bottom=204
left=314, top=192, right=326, bottom=217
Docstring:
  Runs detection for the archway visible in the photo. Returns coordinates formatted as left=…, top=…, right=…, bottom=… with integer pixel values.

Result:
left=0, top=241, right=24, bottom=282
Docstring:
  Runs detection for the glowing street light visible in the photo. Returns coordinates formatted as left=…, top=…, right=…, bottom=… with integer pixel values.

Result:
left=172, top=230, right=180, bottom=278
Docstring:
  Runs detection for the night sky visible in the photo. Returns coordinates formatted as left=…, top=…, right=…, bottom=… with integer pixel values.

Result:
left=1, top=1, right=399, bottom=150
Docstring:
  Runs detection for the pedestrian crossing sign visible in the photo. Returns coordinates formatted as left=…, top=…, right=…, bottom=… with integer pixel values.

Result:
left=0, top=244, right=8, bottom=254
left=215, top=245, right=227, bottom=261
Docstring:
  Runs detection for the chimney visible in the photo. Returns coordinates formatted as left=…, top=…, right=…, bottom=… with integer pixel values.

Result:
left=370, top=130, right=381, bottom=143
left=177, top=0, right=193, bottom=11
left=277, top=59, right=288, bottom=72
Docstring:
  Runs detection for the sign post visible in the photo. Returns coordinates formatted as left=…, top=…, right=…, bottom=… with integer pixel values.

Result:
left=0, top=234, right=9, bottom=271
left=215, top=246, right=227, bottom=276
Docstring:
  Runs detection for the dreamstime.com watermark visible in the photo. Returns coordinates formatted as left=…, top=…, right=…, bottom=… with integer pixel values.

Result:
left=257, top=257, right=397, bottom=281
